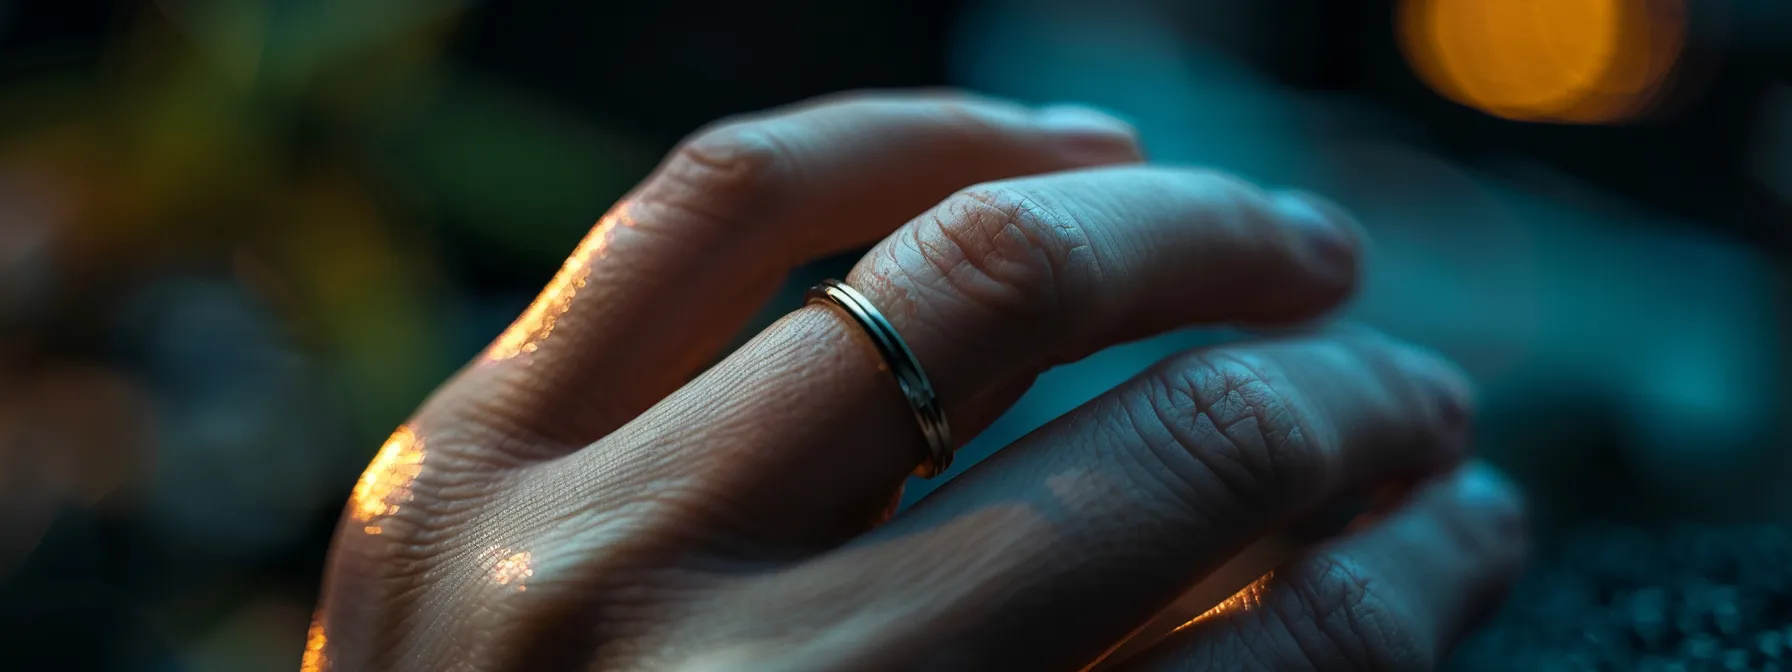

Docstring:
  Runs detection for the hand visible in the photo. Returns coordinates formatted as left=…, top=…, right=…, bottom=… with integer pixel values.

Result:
left=307, top=92, right=1527, bottom=671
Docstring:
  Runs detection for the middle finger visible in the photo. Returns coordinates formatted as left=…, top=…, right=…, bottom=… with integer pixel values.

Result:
left=694, top=332, right=1473, bottom=671
left=553, top=166, right=1365, bottom=546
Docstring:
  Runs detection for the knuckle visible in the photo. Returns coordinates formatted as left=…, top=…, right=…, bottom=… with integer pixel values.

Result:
left=912, top=185, right=1101, bottom=319
left=654, top=120, right=793, bottom=228
left=917, top=96, right=1022, bottom=140
left=330, top=425, right=536, bottom=576
left=815, top=89, right=1019, bottom=136
left=1276, top=556, right=1427, bottom=670
left=1138, top=352, right=1331, bottom=516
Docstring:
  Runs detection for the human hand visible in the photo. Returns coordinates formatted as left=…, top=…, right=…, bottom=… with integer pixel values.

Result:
left=307, top=92, right=1527, bottom=671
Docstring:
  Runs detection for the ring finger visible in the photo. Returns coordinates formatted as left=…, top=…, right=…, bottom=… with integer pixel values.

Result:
left=557, top=166, right=1366, bottom=547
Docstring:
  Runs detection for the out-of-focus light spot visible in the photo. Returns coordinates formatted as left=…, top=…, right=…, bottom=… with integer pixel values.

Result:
left=1174, top=571, right=1275, bottom=631
left=483, top=546, right=535, bottom=592
left=485, top=207, right=635, bottom=362
left=300, top=615, right=328, bottom=672
left=1398, top=0, right=1686, bottom=123
left=348, top=425, right=425, bottom=531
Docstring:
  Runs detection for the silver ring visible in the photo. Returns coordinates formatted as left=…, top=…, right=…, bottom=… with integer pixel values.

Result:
left=806, top=279, right=953, bottom=478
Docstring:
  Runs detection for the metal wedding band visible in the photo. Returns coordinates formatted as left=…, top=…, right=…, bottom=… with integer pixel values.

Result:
left=806, top=279, right=954, bottom=478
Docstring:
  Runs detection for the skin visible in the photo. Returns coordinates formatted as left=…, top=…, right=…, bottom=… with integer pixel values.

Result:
left=308, top=91, right=1528, bottom=671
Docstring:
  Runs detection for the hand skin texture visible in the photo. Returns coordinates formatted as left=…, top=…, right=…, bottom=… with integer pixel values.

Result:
left=305, top=91, right=1528, bottom=672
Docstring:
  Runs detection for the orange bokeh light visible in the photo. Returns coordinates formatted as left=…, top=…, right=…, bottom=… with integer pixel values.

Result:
left=1398, top=0, right=1686, bottom=124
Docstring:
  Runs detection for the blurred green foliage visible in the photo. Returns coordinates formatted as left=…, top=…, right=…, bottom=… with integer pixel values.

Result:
left=0, top=2, right=666, bottom=667
left=0, top=0, right=663, bottom=436
left=382, top=75, right=659, bottom=261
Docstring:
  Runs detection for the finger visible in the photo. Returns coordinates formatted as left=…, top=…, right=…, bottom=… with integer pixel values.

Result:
left=570, top=167, right=1365, bottom=544
left=428, top=92, right=1142, bottom=452
left=1120, top=462, right=1528, bottom=671
left=692, top=332, right=1472, bottom=669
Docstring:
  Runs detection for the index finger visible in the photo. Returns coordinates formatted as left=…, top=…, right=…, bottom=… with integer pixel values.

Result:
left=420, top=92, right=1143, bottom=451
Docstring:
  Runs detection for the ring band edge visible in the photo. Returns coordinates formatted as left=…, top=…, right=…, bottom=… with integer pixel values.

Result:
left=805, top=279, right=954, bottom=478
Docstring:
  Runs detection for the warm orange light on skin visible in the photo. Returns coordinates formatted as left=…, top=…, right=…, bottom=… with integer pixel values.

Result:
left=349, top=425, right=426, bottom=533
left=485, top=206, right=636, bottom=362
left=1398, top=0, right=1685, bottom=123
left=484, top=546, right=535, bottom=592
left=300, top=615, right=328, bottom=672
left=1176, top=571, right=1276, bottom=631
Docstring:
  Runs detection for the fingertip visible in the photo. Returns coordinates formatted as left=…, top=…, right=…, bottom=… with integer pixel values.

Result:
left=1244, top=190, right=1363, bottom=324
left=1270, top=190, right=1364, bottom=284
left=1448, top=461, right=1527, bottom=541
left=1386, top=342, right=1477, bottom=457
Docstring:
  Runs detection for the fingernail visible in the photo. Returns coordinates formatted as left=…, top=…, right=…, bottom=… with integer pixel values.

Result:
left=1436, top=373, right=1473, bottom=436
left=1417, top=350, right=1474, bottom=434
left=1035, top=104, right=1142, bottom=162
left=1390, top=343, right=1475, bottom=463
left=1271, top=191, right=1360, bottom=274
left=1454, top=461, right=1525, bottom=533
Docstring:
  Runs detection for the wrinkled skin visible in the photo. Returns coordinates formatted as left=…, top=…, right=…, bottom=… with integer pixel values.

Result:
left=308, top=92, right=1527, bottom=672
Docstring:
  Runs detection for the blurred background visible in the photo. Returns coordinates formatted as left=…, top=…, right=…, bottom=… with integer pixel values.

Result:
left=0, top=0, right=1786, bottom=669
